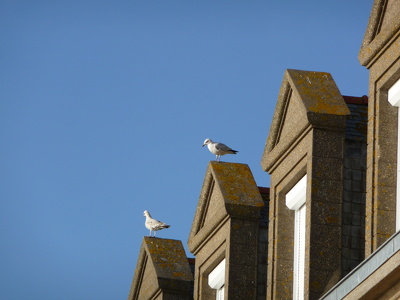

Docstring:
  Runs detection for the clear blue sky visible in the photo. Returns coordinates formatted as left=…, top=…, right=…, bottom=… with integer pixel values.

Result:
left=1, top=1, right=372, bottom=299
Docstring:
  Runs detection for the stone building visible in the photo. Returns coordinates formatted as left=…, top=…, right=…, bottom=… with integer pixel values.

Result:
left=127, top=0, right=400, bottom=299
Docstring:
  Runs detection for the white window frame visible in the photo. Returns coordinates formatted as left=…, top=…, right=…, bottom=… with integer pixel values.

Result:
left=286, top=175, right=307, bottom=300
left=388, top=78, right=400, bottom=231
left=208, top=258, right=225, bottom=300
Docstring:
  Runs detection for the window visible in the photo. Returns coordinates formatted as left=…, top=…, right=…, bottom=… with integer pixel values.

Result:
left=286, top=175, right=307, bottom=300
left=216, top=285, right=224, bottom=300
left=208, top=258, right=225, bottom=300
left=388, top=78, right=400, bottom=231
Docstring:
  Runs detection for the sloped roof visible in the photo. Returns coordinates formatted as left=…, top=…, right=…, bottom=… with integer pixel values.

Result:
left=188, top=161, right=264, bottom=254
left=261, top=69, right=350, bottom=172
left=321, top=231, right=400, bottom=299
left=127, top=237, right=193, bottom=300
left=343, top=96, right=368, bottom=141
left=285, top=69, right=350, bottom=115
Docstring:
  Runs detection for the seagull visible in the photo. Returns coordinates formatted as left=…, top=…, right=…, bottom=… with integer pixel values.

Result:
left=202, top=138, right=238, bottom=162
left=143, top=210, right=170, bottom=237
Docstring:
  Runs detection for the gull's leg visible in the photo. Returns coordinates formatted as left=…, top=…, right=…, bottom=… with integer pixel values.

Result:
left=154, top=231, right=157, bottom=237
left=217, top=155, right=221, bottom=162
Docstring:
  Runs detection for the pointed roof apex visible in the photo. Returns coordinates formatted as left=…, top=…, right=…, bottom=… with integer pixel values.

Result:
left=285, top=69, right=349, bottom=115
left=359, top=0, right=400, bottom=66
left=128, top=237, right=193, bottom=300
left=261, top=69, right=350, bottom=172
left=188, top=161, right=263, bottom=254
left=208, top=161, right=263, bottom=211
left=142, top=237, right=193, bottom=281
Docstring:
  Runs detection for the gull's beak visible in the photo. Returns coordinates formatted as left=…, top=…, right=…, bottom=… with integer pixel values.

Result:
left=202, top=144, right=205, bottom=147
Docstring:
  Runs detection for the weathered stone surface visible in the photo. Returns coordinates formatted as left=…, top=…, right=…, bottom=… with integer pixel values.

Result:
left=262, top=69, right=368, bottom=299
left=127, top=237, right=193, bottom=300
left=257, top=188, right=269, bottom=300
left=261, top=69, right=350, bottom=173
left=188, top=162, right=264, bottom=300
left=359, top=0, right=400, bottom=67
left=189, top=161, right=264, bottom=255
left=359, top=0, right=400, bottom=256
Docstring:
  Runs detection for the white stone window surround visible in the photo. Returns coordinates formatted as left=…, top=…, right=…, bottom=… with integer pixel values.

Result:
left=388, top=78, right=400, bottom=231
left=286, top=175, right=307, bottom=300
left=208, top=258, right=226, bottom=300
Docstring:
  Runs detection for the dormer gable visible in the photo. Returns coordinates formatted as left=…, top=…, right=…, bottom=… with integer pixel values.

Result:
left=188, top=161, right=264, bottom=255
left=127, top=237, right=193, bottom=300
left=187, top=161, right=265, bottom=299
left=359, top=0, right=400, bottom=66
left=261, top=69, right=350, bottom=172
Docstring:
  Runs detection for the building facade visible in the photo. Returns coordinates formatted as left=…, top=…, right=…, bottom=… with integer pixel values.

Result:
left=127, top=0, right=400, bottom=299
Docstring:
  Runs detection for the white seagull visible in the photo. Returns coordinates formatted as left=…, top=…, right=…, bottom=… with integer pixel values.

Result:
left=202, top=138, right=238, bottom=162
left=143, top=210, right=170, bottom=237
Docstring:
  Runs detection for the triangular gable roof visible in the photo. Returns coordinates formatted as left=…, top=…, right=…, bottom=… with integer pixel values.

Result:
left=359, top=0, right=400, bottom=66
left=261, top=69, right=350, bottom=172
left=188, top=161, right=264, bottom=254
left=128, top=237, right=193, bottom=300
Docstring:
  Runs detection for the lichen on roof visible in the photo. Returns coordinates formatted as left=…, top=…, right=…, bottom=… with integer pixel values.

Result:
left=210, top=161, right=264, bottom=210
left=188, top=161, right=264, bottom=253
left=287, top=69, right=351, bottom=116
left=143, top=237, right=193, bottom=281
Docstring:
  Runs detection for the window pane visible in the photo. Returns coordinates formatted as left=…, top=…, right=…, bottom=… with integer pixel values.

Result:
left=217, top=285, right=224, bottom=300
left=294, top=204, right=306, bottom=300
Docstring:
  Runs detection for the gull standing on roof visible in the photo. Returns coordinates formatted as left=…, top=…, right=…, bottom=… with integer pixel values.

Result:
left=143, top=210, right=170, bottom=237
left=202, top=138, right=238, bottom=162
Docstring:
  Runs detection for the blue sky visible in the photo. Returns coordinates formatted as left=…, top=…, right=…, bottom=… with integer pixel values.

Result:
left=1, top=1, right=373, bottom=299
